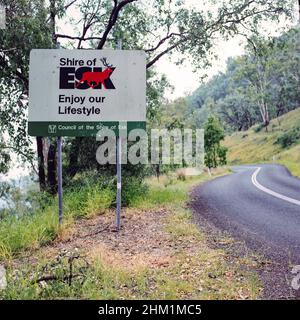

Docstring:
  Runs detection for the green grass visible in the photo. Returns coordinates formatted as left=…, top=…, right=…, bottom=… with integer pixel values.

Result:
left=130, top=170, right=223, bottom=209
left=224, top=108, right=300, bottom=177
left=0, top=184, right=114, bottom=261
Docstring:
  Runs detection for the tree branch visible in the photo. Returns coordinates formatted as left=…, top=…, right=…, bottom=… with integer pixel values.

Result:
left=56, top=34, right=103, bottom=41
left=146, top=39, right=186, bottom=69
left=64, top=0, right=78, bottom=11
left=145, top=32, right=182, bottom=53
left=77, top=0, right=103, bottom=48
left=146, top=1, right=286, bottom=69
left=97, top=0, right=137, bottom=49
left=46, top=0, right=79, bottom=23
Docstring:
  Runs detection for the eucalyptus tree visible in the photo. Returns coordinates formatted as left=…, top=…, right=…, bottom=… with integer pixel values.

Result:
left=216, top=93, right=258, bottom=131
left=0, top=0, right=55, bottom=191
left=224, top=28, right=300, bottom=131
left=271, top=28, right=300, bottom=117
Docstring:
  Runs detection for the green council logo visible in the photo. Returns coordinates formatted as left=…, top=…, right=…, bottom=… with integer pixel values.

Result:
left=0, top=3, right=5, bottom=29
left=48, top=125, right=57, bottom=134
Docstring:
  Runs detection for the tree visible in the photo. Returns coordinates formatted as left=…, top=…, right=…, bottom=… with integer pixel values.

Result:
left=63, top=0, right=294, bottom=180
left=0, top=0, right=61, bottom=192
left=189, top=27, right=300, bottom=133
left=271, top=28, right=300, bottom=117
left=217, top=93, right=257, bottom=131
left=204, top=116, right=227, bottom=169
left=238, top=38, right=277, bottom=131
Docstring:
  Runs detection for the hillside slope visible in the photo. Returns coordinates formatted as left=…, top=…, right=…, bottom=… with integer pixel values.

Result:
left=224, top=108, right=300, bottom=177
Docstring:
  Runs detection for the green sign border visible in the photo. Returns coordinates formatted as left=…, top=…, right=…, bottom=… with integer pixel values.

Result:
left=28, top=121, right=146, bottom=137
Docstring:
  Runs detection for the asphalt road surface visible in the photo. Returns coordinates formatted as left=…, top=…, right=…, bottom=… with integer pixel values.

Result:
left=191, top=164, right=300, bottom=262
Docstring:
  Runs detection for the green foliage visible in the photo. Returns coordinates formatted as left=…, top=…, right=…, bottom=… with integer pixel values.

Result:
left=121, top=177, right=148, bottom=207
left=188, top=28, right=300, bottom=132
left=0, top=0, right=54, bottom=166
left=275, top=128, right=300, bottom=148
left=253, top=123, right=265, bottom=133
left=0, top=147, right=10, bottom=174
left=204, top=116, right=227, bottom=168
left=218, top=146, right=228, bottom=166
left=0, top=204, right=59, bottom=260
left=64, top=186, right=114, bottom=219
left=129, top=182, right=186, bottom=209
left=130, top=173, right=214, bottom=209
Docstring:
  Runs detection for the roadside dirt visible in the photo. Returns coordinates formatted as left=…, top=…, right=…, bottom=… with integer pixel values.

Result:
left=14, top=208, right=176, bottom=272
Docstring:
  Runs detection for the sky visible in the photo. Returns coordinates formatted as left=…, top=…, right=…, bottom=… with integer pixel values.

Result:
left=159, top=36, right=245, bottom=99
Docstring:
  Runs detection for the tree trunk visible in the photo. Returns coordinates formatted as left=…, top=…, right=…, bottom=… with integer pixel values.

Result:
left=264, top=102, right=270, bottom=131
left=36, top=137, right=46, bottom=191
left=155, top=164, right=160, bottom=181
left=258, top=101, right=269, bottom=132
left=298, top=0, right=300, bottom=25
left=47, top=143, right=57, bottom=194
left=66, top=137, right=83, bottom=178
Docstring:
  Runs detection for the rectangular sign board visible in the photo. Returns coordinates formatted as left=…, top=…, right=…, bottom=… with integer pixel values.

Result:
left=28, top=49, right=146, bottom=136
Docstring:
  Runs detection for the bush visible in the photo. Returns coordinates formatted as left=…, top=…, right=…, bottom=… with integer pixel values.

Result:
left=253, top=123, right=265, bottom=133
left=121, top=177, right=148, bottom=207
left=275, top=128, right=300, bottom=148
left=84, top=188, right=114, bottom=218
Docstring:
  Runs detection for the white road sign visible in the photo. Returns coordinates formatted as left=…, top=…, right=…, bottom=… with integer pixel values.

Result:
left=28, top=49, right=146, bottom=136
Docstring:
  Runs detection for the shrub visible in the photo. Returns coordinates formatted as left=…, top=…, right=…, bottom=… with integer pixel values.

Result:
left=275, top=128, right=300, bottom=148
left=0, top=205, right=60, bottom=260
left=121, top=177, right=148, bottom=207
left=253, top=123, right=265, bottom=133
left=84, top=188, right=114, bottom=218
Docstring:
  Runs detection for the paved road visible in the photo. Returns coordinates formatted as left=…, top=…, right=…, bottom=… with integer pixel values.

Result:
left=191, top=164, right=300, bottom=262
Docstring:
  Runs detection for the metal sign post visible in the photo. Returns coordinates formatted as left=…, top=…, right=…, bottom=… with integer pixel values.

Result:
left=116, top=39, right=122, bottom=231
left=116, top=136, right=121, bottom=231
left=56, top=42, right=63, bottom=225
left=57, top=136, right=63, bottom=224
